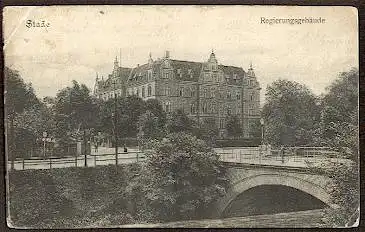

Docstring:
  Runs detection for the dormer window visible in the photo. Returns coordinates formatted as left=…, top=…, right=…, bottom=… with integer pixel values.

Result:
left=188, top=69, right=193, bottom=78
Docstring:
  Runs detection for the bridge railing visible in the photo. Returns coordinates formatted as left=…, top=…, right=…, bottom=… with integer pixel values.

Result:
left=217, top=147, right=345, bottom=167
left=7, top=151, right=147, bottom=170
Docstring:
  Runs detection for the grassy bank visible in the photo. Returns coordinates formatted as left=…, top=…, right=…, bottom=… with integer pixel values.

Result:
left=8, top=165, right=136, bottom=228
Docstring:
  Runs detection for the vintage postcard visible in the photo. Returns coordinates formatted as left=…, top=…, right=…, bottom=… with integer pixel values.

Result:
left=3, top=5, right=359, bottom=228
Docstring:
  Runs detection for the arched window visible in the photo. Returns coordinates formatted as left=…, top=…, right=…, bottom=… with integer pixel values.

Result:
left=191, top=87, right=195, bottom=97
left=165, top=102, right=171, bottom=113
left=147, top=85, right=152, bottom=97
left=236, top=91, right=241, bottom=100
left=204, top=89, right=207, bottom=98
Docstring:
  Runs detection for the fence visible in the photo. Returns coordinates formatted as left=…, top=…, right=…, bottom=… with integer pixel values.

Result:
left=217, top=147, right=344, bottom=167
left=7, top=151, right=146, bottom=171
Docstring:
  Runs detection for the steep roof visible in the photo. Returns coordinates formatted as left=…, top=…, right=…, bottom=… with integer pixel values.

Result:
left=170, top=59, right=202, bottom=81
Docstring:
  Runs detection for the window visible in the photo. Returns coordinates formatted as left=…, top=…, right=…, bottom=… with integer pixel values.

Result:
left=164, top=86, right=170, bottom=96
left=204, top=89, right=207, bottom=98
left=191, top=103, right=195, bottom=114
left=191, top=87, right=195, bottom=97
left=148, top=70, right=152, bottom=81
left=164, top=72, right=169, bottom=79
left=147, top=85, right=152, bottom=97
left=142, top=86, right=145, bottom=98
left=202, top=102, right=207, bottom=114
left=136, top=88, right=139, bottom=96
left=179, top=87, right=184, bottom=97
left=236, top=92, right=241, bottom=100
left=227, top=106, right=231, bottom=115
left=220, top=118, right=225, bottom=129
left=211, top=88, right=216, bottom=98
left=250, top=94, right=254, bottom=101
left=227, top=91, right=231, bottom=100
left=212, top=73, right=217, bottom=82
left=165, top=102, right=171, bottom=113
left=212, top=104, right=216, bottom=113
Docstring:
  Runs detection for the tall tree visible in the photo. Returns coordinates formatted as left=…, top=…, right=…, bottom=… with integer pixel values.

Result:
left=317, top=68, right=359, bottom=227
left=5, top=67, right=41, bottom=165
left=99, top=95, right=146, bottom=146
left=54, top=81, right=99, bottom=147
left=262, top=80, right=320, bottom=146
left=319, top=68, right=358, bottom=156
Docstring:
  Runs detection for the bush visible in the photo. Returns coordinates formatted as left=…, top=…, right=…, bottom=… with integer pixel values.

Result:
left=127, top=132, right=228, bottom=223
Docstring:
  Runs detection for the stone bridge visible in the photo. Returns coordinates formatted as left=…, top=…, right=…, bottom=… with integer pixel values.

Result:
left=212, top=162, right=335, bottom=218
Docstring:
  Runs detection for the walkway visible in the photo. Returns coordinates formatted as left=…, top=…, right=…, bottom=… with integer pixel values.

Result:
left=121, top=209, right=328, bottom=228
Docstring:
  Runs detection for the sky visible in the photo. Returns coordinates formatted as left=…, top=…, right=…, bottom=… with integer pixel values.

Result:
left=3, top=6, right=358, bottom=103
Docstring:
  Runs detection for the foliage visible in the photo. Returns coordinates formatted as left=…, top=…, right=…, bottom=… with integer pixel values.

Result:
left=194, top=117, right=219, bottom=146
left=5, top=67, right=48, bottom=160
left=137, top=110, right=167, bottom=147
left=165, top=109, right=195, bottom=134
left=316, top=69, right=359, bottom=227
left=226, top=115, right=242, bottom=138
left=127, top=132, right=228, bottom=223
left=54, top=80, right=99, bottom=138
left=5, top=67, right=40, bottom=117
left=99, top=96, right=166, bottom=146
left=262, top=79, right=321, bottom=146
left=8, top=166, right=132, bottom=228
left=318, top=68, right=358, bottom=158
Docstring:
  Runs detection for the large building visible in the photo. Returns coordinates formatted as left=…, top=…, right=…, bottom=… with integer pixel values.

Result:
left=94, top=51, right=261, bottom=138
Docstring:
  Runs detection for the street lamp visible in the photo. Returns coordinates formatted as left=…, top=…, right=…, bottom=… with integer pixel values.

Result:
left=42, top=131, right=47, bottom=159
left=112, top=80, right=118, bottom=166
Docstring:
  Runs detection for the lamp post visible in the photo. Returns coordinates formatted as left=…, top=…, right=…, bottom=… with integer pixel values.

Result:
left=42, top=131, right=47, bottom=159
left=112, top=80, right=118, bottom=166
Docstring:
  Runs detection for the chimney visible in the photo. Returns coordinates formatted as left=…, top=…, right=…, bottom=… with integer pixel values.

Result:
left=165, top=50, right=170, bottom=59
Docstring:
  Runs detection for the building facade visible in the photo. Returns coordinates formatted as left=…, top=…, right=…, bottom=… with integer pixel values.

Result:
left=94, top=51, right=261, bottom=138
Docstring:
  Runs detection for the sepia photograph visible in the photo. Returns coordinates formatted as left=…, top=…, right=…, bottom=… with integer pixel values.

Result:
left=3, top=5, right=359, bottom=228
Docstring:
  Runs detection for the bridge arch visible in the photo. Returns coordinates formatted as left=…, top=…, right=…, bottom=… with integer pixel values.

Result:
left=215, top=173, right=333, bottom=217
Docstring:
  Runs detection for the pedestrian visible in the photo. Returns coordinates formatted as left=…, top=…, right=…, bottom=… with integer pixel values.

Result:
left=280, top=145, right=285, bottom=163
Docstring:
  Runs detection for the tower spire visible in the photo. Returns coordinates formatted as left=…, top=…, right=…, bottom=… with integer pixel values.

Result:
left=248, top=62, right=256, bottom=77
